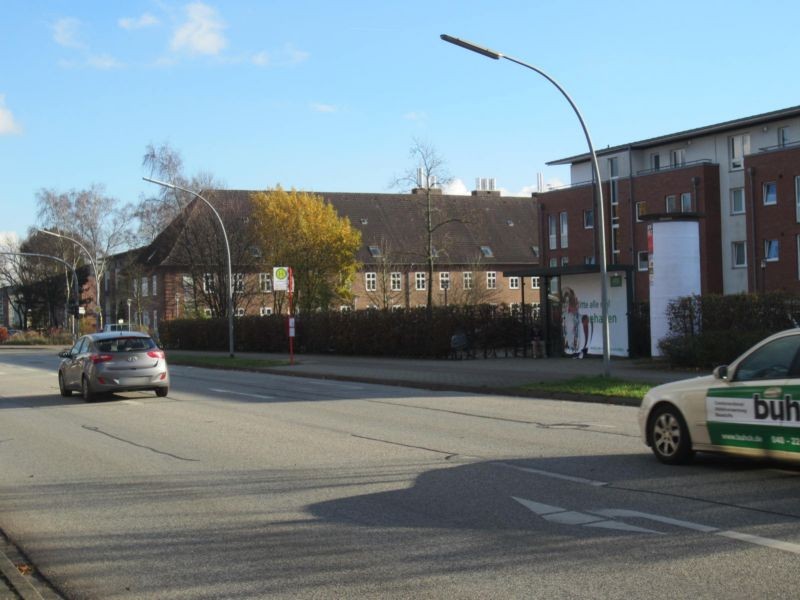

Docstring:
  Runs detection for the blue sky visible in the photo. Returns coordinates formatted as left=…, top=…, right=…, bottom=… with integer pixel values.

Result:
left=2, top=0, right=800, bottom=242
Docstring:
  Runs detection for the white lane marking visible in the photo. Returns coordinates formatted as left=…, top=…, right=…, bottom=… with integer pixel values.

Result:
left=498, top=462, right=608, bottom=487
left=210, top=388, right=274, bottom=400
left=515, top=499, right=800, bottom=554
left=291, top=379, right=365, bottom=390
left=511, top=497, right=660, bottom=534
left=718, top=530, right=800, bottom=555
left=593, top=509, right=718, bottom=533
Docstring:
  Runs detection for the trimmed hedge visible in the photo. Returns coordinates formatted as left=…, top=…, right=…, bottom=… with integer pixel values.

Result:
left=159, top=305, right=541, bottom=359
left=658, top=293, right=799, bottom=368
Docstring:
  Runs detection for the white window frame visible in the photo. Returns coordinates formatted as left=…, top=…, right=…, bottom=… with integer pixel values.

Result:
left=234, top=273, right=245, bottom=293
left=548, top=258, right=557, bottom=268
left=732, top=241, right=747, bottom=268
left=560, top=256, right=569, bottom=267
left=260, top=306, right=273, bottom=316
left=486, top=271, right=497, bottom=290
left=259, top=272, right=272, bottom=293
left=531, top=276, right=540, bottom=289
left=680, top=192, right=692, bottom=212
left=637, top=251, right=649, bottom=271
left=729, top=134, right=750, bottom=170
left=763, top=182, right=777, bottom=206
left=390, top=272, right=401, bottom=292
left=779, top=126, right=790, bottom=147
left=548, top=214, right=557, bottom=250
left=415, top=272, right=426, bottom=291
left=670, top=148, right=685, bottom=167
left=559, top=211, right=568, bottom=248
left=650, top=153, right=661, bottom=171
left=439, top=271, right=450, bottom=291
left=584, top=256, right=596, bottom=265
left=204, top=308, right=212, bottom=317
left=635, top=201, right=647, bottom=222
left=764, top=239, right=779, bottom=262
left=509, top=277, right=520, bottom=290
left=141, top=276, right=148, bottom=297
left=235, top=307, right=245, bottom=317
left=203, top=273, right=214, bottom=293
left=365, top=272, right=377, bottom=292
left=583, top=208, right=594, bottom=229
left=665, top=195, right=677, bottom=213
left=731, top=188, right=745, bottom=215
left=463, top=271, right=473, bottom=290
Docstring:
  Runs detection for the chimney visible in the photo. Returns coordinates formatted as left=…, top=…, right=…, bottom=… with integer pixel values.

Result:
left=471, top=176, right=501, bottom=197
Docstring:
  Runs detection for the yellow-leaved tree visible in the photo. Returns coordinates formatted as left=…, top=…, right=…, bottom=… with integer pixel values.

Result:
left=250, top=187, right=362, bottom=313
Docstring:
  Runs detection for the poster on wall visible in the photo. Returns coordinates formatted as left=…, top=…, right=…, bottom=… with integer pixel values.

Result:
left=560, top=272, right=629, bottom=358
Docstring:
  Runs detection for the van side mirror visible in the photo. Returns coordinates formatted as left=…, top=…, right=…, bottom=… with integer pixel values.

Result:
left=713, top=365, right=728, bottom=380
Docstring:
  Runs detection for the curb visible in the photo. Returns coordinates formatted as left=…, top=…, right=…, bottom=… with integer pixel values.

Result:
left=0, top=547, right=43, bottom=600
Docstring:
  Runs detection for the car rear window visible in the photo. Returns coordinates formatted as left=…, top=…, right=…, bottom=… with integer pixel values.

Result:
left=96, top=337, right=157, bottom=353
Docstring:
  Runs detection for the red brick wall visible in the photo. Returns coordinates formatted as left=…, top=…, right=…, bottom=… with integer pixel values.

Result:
left=745, top=146, right=800, bottom=292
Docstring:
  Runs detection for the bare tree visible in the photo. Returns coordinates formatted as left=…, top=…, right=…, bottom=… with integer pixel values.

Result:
left=362, top=237, right=404, bottom=310
left=37, top=185, right=134, bottom=329
left=392, top=139, right=461, bottom=312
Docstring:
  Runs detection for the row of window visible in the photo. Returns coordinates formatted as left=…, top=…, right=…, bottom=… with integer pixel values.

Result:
left=731, top=239, right=784, bottom=268
left=364, top=272, right=542, bottom=292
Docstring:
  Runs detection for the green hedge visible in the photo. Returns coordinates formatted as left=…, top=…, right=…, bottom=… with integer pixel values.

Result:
left=658, top=293, right=799, bottom=368
left=159, top=305, right=541, bottom=359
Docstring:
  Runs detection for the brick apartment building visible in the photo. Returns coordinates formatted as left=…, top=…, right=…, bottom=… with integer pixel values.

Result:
left=537, top=105, right=800, bottom=301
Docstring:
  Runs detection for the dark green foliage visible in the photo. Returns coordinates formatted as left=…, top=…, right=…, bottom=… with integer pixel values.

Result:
left=159, top=305, right=541, bottom=358
left=658, top=293, right=799, bottom=368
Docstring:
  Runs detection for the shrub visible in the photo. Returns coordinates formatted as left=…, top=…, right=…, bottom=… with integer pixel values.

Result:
left=658, top=293, right=799, bottom=368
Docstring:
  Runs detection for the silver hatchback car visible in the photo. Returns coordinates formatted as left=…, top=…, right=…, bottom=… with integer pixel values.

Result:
left=58, top=332, right=169, bottom=401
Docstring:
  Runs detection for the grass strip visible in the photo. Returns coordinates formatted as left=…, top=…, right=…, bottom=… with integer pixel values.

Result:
left=166, top=353, right=290, bottom=370
left=518, top=375, right=655, bottom=399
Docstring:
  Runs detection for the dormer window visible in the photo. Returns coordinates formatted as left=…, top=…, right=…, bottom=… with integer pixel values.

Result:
left=368, top=245, right=381, bottom=257
left=360, top=218, right=369, bottom=225
left=480, top=246, right=494, bottom=258
left=507, top=219, right=514, bottom=227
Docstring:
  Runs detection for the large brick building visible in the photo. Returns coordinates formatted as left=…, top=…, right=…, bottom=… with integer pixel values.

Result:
left=94, top=187, right=543, bottom=331
left=538, top=105, right=800, bottom=301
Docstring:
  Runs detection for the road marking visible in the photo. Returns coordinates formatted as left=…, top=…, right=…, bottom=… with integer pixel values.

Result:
left=514, top=498, right=800, bottom=555
left=293, top=379, right=365, bottom=390
left=511, top=497, right=660, bottom=534
left=210, top=388, right=274, bottom=400
left=497, top=462, right=608, bottom=487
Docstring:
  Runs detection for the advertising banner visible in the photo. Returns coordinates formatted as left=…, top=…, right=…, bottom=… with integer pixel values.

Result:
left=707, top=386, right=800, bottom=453
left=559, top=272, right=629, bottom=358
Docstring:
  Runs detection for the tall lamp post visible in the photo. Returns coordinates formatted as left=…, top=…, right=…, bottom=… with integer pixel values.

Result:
left=143, top=177, right=235, bottom=358
left=440, top=34, right=611, bottom=377
left=38, top=228, right=103, bottom=332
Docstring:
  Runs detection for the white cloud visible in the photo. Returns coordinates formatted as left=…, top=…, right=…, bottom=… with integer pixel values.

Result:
left=87, top=54, right=124, bottom=70
left=0, top=95, right=22, bottom=135
left=119, top=13, right=160, bottom=30
left=251, top=51, right=270, bottom=66
left=283, top=44, right=309, bottom=65
left=52, top=17, right=84, bottom=48
left=403, top=111, right=427, bottom=121
left=443, top=179, right=469, bottom=196
left=311, top=103, right=337, bottom=113
left=171, top=3, right=227, bottom=56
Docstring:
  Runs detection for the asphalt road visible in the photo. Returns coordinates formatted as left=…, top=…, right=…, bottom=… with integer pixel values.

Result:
left=2, top=348, right=800, bottom=599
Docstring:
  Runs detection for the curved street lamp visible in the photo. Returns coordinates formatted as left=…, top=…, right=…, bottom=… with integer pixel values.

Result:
left=37, top=228, right=103, bottom=332
left=440, top=34, right=611, bottom=377
left=143, top=177, right=235, bottom=358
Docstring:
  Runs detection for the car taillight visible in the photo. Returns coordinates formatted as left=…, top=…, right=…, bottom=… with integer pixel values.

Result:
left=147, top=350, right=165, bottom=359
left=91, top=354, right=113, bottom=364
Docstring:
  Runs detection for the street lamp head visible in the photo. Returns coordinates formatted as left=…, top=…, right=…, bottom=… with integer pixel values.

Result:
left=142, top=176, right=177, bottom=191
left=440, top=34, right=502, bottom=60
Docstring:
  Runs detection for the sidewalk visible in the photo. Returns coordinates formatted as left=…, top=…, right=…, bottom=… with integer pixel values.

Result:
left=171, top=349, right=706, bottom=405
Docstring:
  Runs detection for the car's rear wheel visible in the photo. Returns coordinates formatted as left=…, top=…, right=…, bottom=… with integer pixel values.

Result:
left=649, top=404, right=694, bottom=464
left=58, top=372, right=72, bottom=397
left=155, top=387, right=168, bottom=398
left=81, top=376, right=95, bottom=402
